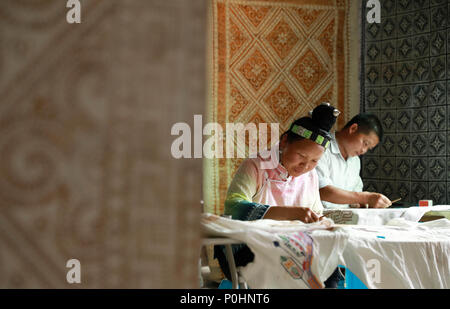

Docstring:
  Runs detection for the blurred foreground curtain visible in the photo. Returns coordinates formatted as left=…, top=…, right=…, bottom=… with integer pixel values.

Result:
left=0, top=0, right=205, bottom=288
left=204, top=0, right=361, bottom=215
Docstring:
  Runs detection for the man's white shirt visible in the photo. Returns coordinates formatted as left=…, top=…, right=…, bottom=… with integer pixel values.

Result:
left=316, top=133, right=363, bottom=209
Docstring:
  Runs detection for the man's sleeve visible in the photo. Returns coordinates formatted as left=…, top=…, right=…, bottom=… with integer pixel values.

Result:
left=316, top=150, right=333, bottom=189
left=354, top=158, right=363, bottom=192
left=224, top=159, right=270, bottom=221
left=310, top=170, right=324, bottom=215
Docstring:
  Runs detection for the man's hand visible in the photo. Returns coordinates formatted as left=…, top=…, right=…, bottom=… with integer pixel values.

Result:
left=263, top=206, right=320, bottom=223
left=364, top=192, right=391, bottom=208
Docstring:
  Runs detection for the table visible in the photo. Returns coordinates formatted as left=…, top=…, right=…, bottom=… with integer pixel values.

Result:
left=334, top=219, right=450, bottom=288
left=202, top=213, right=348, bottom=289
left=201, top=212, right=450, bottom=288
left=201, top=237, right=244, bottom=289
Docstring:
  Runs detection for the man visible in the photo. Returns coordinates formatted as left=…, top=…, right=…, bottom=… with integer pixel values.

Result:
left=316, top=113, right=391, bottom=208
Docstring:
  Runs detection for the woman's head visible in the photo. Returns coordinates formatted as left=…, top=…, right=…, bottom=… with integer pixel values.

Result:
left=279, top=103, right=339, bottom=177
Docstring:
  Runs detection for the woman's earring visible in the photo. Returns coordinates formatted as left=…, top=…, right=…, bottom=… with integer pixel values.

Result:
left=279, top=148, right=284, bottom=162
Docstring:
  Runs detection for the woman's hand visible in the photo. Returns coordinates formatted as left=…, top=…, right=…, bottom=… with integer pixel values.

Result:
left=263, top=206, right=320, bottom=223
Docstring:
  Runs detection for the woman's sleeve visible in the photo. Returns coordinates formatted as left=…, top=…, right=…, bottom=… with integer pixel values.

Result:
left=224, top=159, right=270, bottom=221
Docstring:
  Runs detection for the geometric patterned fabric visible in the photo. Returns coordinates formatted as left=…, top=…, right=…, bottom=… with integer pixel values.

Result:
left=361, top=0, right=450, bottom=205
left=205, top=0, right=361, bottom=215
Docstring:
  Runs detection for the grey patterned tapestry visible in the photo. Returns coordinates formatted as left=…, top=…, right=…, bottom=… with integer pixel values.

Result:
left=361, top=0, right=449, bottom=205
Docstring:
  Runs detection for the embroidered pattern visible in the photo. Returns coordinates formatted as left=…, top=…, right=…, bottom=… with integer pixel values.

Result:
left=274, top=231, right=322, bottom=288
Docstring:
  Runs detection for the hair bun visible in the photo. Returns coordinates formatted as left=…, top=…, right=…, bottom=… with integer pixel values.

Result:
left=285, top=102, right=340, bottom=148
left=311, top=102, right=339, bottom=132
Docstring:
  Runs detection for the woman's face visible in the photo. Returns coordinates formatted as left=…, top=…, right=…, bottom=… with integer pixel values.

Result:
left=280, top=137, right=325, bottom=177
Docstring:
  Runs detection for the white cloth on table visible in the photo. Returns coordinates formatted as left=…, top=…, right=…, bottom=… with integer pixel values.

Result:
left=323, top=206, right=450, bottom=225
left=338, top=219, right=450, bottom=288
left=202, top=211, right=450, bottom=289
left=201, top=213, right=348, bottom=289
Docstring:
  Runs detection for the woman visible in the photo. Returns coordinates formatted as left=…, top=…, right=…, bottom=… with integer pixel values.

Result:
left=215, top=102, right=341, bottom=284
left=224, top=102, right=340, bottom=222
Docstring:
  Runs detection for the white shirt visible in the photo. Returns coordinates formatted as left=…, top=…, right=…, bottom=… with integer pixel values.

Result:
left=316, top=133, right=363, bottom=209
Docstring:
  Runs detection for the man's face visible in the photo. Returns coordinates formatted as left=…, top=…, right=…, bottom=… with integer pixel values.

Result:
left=346, top=125, right=379, bottom=157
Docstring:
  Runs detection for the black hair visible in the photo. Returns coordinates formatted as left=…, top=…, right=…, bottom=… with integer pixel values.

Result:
left=343, top=113, right=383, bottom=141
left=281, top=103, right=339, bottom=145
